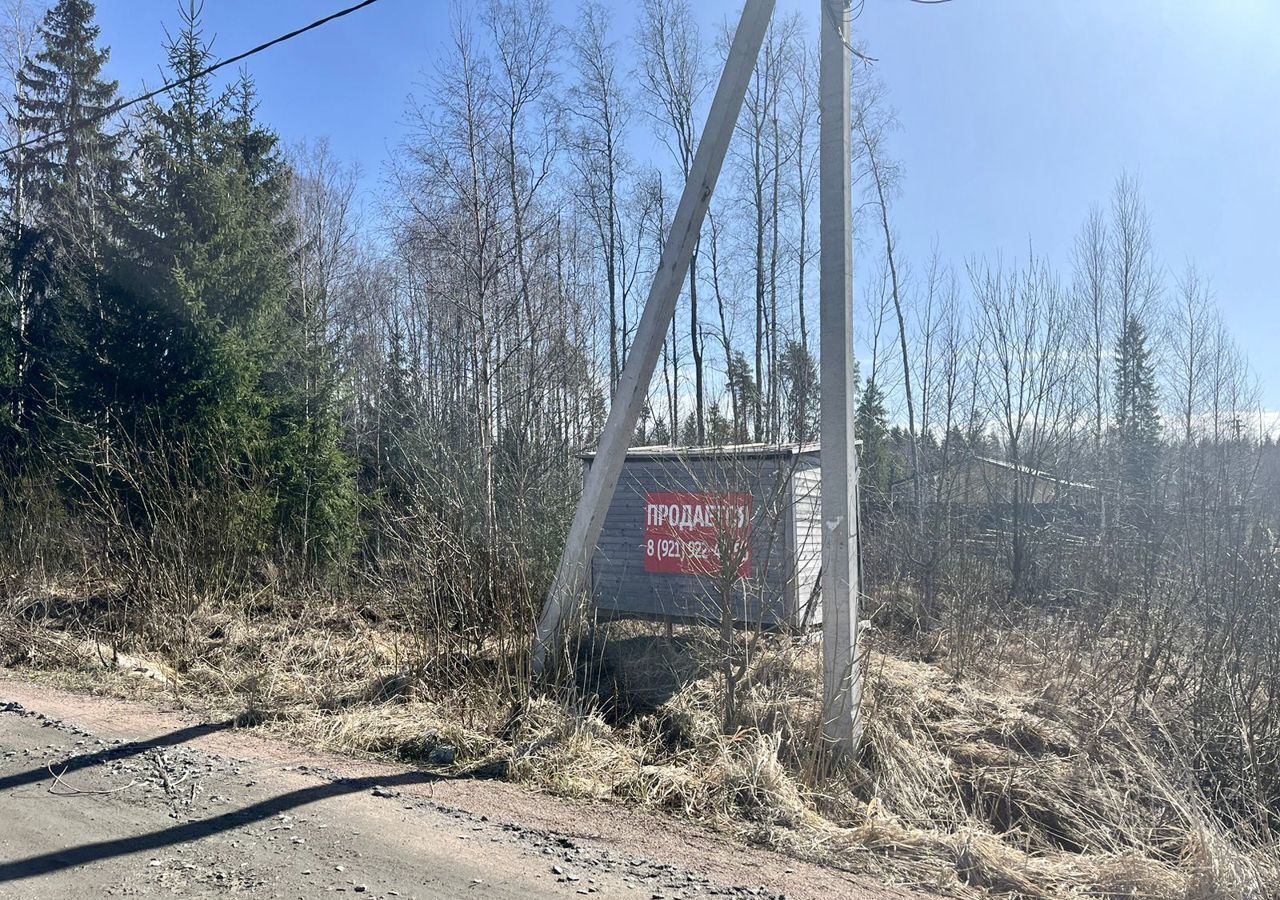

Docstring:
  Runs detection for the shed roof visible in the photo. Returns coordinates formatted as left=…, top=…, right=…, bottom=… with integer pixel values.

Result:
left=969, top=455, right=1098, bottom=491
left=579, top=442, right=822, bottom=462
left=889, top=453, right=1098, bottom=494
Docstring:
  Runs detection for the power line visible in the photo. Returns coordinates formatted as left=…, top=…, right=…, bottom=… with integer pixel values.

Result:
left=0, top=0, right=384, bottom=158
left=823, top=0, right=877, bottom=64
left=824, top=0, right=954, bottom=65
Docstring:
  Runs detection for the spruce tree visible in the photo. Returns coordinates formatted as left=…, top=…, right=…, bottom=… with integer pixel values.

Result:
left=9, top=0, right=119, bottom=254
left=856, top=379, right=894, bottom=493
left=0, top=285, right=15, bottom=454
left=110, top=7, right=274, bottom=549
left=779, top=339, right=819, bottom=443
left=374, top=323, right=417, bottom=508
left=1114, top=313, right=1162, bottom=500
left=726, top=351, right=758, bottom=444
left=6, top=0, right=121, bottom=436
left=113, top=5, right=354, bottom=569
left=114, top=4, right=245, bottom=433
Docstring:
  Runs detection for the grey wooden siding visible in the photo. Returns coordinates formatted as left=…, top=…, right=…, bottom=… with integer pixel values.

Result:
left=791, top=462, right=823, bottom=626
left=587, top=449, right=821, bottom=629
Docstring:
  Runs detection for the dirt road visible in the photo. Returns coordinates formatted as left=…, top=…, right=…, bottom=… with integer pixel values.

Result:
left=0, top=671, right=914, bottom=899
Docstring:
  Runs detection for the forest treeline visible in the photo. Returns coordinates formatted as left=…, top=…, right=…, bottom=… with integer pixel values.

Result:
left=1, top=0, right=1279, bottom=845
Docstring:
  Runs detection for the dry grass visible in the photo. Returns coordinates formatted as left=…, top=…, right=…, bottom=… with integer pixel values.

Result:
left=3, top=587, right=1278, bottom=900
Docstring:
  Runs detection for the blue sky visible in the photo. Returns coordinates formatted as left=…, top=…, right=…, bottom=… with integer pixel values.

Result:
left=91, top=0, right=1280, bottom=406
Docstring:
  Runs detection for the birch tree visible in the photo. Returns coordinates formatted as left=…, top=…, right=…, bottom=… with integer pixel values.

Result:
left=636, top=0, right=705, bottom=441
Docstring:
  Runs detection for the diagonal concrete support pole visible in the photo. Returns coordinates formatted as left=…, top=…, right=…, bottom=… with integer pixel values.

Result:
left=818, top=0, right=861, bottom=754
left=531, top=0, right=777, bottom=677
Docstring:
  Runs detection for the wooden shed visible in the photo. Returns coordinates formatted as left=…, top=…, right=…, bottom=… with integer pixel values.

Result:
left=582, top=443, right=823, bottom=630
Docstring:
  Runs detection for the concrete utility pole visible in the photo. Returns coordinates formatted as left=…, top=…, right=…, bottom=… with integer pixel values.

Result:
left=532, top=0, right=778, bottom=676
left=818, top=0, right=862, bottom=753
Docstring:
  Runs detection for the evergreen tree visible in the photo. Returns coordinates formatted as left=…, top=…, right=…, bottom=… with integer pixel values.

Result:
left=679, top=410, right=700, bottom=446
left=0, top=285, right=15, bottom=454
left=115, top=5, right=266, bottom=435
left=9, top=0, right=119, bottom=254
left=237, top=74, right=354, bottom=569
left=706, top=403, right=733, bottom=445
left=856, top=379, right=895, bottom=493
left=1114, top=313, right=1161, bottom=499
left=649, top=415, right=671, bottom=446
left=114, top=4, right=353, bottom=567
left=371, top=322, right=416, bottom=510
left=726, top=350, right=758, bottom=444
left=779, top=338, right=818, bottom=443
left=5, top=0, right=121, bottom=437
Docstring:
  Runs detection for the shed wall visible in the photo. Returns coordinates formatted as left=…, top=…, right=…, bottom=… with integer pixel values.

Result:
left=792, top=463, right=823, bottom=626
left=588, top=451, right=821, bottom=628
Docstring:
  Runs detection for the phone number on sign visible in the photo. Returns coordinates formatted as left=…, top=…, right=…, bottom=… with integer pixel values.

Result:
left=646, top=536, right=714, bottom=563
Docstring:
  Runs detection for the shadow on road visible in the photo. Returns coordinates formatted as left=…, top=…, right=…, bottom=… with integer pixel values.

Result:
left=0, top=769, right=440, bottom=883
left=0, top=719, right=235, bottom=794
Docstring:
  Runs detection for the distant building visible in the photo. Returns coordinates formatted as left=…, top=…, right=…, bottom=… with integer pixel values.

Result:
left=889, top=454, right=1097, bottom=506
left=884, top=453, right=1100, bottom=547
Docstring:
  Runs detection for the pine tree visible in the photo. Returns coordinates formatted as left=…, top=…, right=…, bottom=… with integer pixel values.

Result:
left=229, top=73, right=354, bottom=568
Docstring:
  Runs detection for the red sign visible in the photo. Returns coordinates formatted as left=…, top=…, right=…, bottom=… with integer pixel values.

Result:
left=644, top=491, right=753, bottom=577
